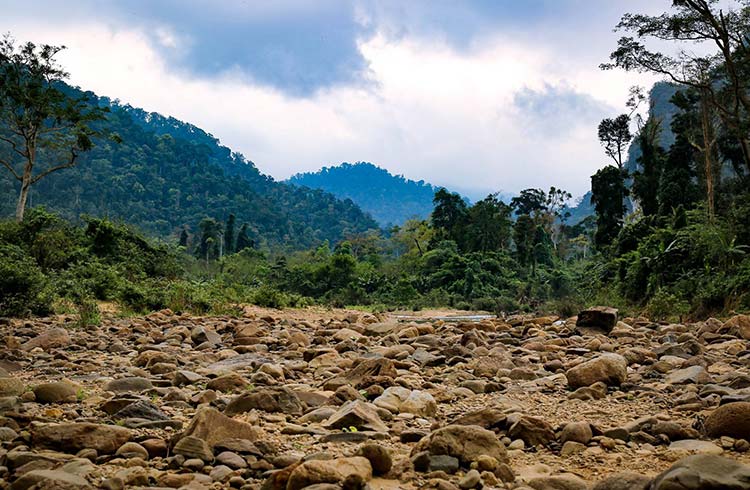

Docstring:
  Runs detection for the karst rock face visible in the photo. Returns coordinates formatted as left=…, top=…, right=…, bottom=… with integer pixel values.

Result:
left=4, top=307, right=750, bottom=489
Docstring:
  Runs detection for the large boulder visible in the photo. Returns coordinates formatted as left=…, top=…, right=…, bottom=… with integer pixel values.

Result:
left=704, top=402, right=750, bottom=439
left=724, top=314, right=750, bottom=339
left=651, top=454, right=750, bottom=489
left=10, top=469, right=92, bottom=489
left=20, top=328, right=71, bottom=351
left=33, top=382, right=78, bottom=404
left=31, top=422, right=131, bottom=454
left=177, top=407, right=263, bottom=448
left=411, top=424, right=507, bottom=467
left=323, top=400, right=388, bottom=432
left=285, top=456, right=372, bottom=490
left=373, top=387, right=437, bottom=417
left=576, top=307, right=618, bottom=334
left=565, top=354, right=627, bottom=389
left=224, top=386, right=303, bottom=416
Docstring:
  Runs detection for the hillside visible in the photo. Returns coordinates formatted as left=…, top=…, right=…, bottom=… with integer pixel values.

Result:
left=288, top=162, right=450, bottom=226
left=0, top=84, right=379, bottom=250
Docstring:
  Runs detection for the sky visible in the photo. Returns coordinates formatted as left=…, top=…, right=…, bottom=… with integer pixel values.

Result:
left=2, top=0, right=668, bottom=199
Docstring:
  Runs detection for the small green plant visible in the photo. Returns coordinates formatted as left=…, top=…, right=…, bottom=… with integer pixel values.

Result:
left=76, top=388, right=86, bottom=401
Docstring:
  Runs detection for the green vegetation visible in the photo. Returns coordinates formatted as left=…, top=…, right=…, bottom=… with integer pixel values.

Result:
left=2, top=1, right=750, bottom=321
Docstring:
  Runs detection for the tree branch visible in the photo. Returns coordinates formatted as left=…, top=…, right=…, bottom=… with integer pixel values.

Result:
left=0, top=134, right=28, bottom=159
left=0, top=156, right=22, bottom=181
left=30, top=150, right=78, bottom=184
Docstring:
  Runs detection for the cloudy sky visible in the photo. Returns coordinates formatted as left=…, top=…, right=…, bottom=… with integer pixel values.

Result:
left=3, top=0, right=666, bottom=199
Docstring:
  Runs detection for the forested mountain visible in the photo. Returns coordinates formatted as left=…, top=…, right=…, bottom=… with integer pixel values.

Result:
left=0, top=84, right=379, bottom=250
left=288, top=162, right=454, bottom=226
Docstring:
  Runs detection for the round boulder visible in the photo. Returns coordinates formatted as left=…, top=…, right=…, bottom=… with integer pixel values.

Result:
left=704, top=402, right=750, bottom=439
left=565, top=354, right=627, bottom=389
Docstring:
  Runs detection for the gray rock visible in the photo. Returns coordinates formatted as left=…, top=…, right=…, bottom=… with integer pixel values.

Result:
left=651, top=454, right=750, bottom=489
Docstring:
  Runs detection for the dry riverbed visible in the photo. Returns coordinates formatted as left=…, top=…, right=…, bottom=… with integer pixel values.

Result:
left=1, top=306, right=750, bottom=489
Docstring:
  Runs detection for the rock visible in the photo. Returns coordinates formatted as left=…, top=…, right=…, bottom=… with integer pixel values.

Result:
left=104, top=377, right=153, bottom=393
left=666, top=365, right=711, bottom=384
left=429, top=454, right=460, bottom=473
left=10, top=469, right=92, bottom=489
left=115, top=442, right=149, bottom=460
left=0, top=377, right=25, bottom=397
left=527, top=474, right=589, bottom=490
left=33, top=382, right=78, bottom=404
left=705, top=402, right=750, bottom=439
left=285, top=456, right=372, bottom=490
left=411, top=425, right=507, bottom=467
left=400, top=390, right=438, bottom=417
left=112, top=399, right=169, bottom=421
left=173, top=435, right=214, bottom=462
left=323, top=400, right=389, bottom=432
left=560, top=441, right=586, bottom=457
left=576, top=307, right=618, bottom=334
left=178, top=407, right=262, bottom=448
left=560, top=422, right=592, bottom=445
left=508, top=416, right=555, bottom=446
left=357, top=443, right=392, bottom=475
left=224, top=386, right=303, bottom=416
left=724, top=314, right=750, bottom=339
left=452, top=408, right=507, bottom=429
left=565, top=353, right=627, bottom=389
left=207, top=373, right=249, bottom=392
left=459, top=469, right=482, bottom=489
left=21, top=328, right=71, bottom=351
left=31, top=422, right=131, bottom=454
left=592, top=472, right=650, bottom=490
left=373, top=387, right=437, bottom=417
left=668, top=439, right=723, bottom=454
left=344, top=358, right=397, bottom=388
left=651, top=454, right=750, bottom=489
left=216, top=451, right=247, bottom=469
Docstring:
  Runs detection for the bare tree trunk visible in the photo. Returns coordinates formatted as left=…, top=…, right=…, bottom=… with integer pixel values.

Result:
left=15, top=176, right=30, bottom=222
left=699, top=96, right=717, bottom=222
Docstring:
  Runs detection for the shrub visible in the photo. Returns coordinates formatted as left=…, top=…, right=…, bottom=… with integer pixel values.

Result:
left=0, top=244, right=53, bottom=317
left=251, top=286, right=289, bottom=309
left=646, top=289, right=690, bottom=322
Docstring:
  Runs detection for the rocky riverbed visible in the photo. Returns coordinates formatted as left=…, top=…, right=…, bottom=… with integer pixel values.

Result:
left=2, top=306, right=750, bottom=489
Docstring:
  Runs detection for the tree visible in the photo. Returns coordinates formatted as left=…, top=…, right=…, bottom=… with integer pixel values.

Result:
left=598, top=114, right=632, bottom=169
left=602, top=0, right=750, bottom=174
left=235, top=223, right=255, bottom=252
left=195, top=218, right=221, bottom=262
left=431, top=189, right=467, bottom=245
left=178, top=227, right=189, bottom=248
left=632, top=117, right=666, bottom=216
left=0, top=36, right=113, bottom=221
left=511, top=188, right=546, bottom=218
left=513, top=214, right=536, bottom=268
left=465, top=194, right=512, bottom=252
left=591, top=166, right=628, bottom=248
left=224, top=213, right=236, bottom=255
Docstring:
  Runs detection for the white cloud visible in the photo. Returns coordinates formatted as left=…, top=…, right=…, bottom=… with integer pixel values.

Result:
left=6, top=17, right=659, bottom=197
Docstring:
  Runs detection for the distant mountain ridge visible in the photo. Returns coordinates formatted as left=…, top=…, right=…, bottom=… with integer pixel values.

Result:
left=0, top=84, right=379, bottom=249
left=288, top=162, right=452, bottom=226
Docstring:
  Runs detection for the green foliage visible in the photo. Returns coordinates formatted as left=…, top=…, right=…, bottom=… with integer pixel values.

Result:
left=0, top=243, right=53, bottom=316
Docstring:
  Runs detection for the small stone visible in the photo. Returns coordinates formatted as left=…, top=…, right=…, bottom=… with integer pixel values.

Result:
left=115, top=442, right=149, bottom=460
left=459, top=469, right=481, bottom=489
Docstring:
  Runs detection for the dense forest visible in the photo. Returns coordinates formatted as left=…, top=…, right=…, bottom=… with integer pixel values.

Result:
left=288, top=162, right=452, bottom=226
left=2, top=0, right=750, bottom=322
left=0, top=84, right=379, bottom=251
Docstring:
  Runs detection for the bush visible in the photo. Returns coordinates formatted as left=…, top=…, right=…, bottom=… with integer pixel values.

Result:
left=646, top=289, right=690, bottom=322
left=0, top=244, right=53, bottom=317
left=251, top=286, right=289, bottom=309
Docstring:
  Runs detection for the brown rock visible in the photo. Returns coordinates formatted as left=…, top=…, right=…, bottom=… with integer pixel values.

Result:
left=31, top=422, right=131, bottom=454
left=565, top=354, right=627, bottom=389
left=704, top=402, right=750, bottom=439
left=286, top=456, right=372, bottom=490
left=412, top=425, right=507, bottom=466
left=178, top=407, right=263, bottom=448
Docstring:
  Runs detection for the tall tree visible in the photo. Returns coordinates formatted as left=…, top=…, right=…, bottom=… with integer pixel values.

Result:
left=235, top=223, right=255, bottom=252
left=0, top=36, right=112, bottom=221
left=431, top=189, right=467, bottom=245
left=465, top=194, right=512, bottom=253
left=591, top=166, right=628, bottom=248
left=602, top=0, right=750, bottom=174
left=632, top=117, right=666, bottom=216
left=598, top=114, right=632, bottom=169
left=510, top=188, right=546, bottom=218
left=224, top=213, right=236, bottom=255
